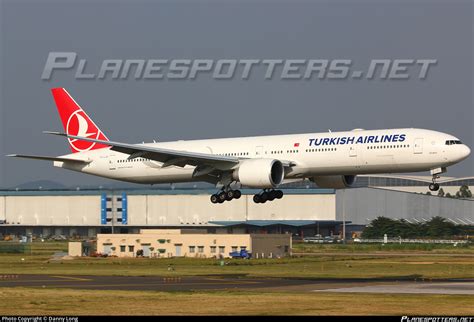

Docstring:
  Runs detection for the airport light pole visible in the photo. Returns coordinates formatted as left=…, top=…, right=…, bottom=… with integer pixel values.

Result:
left=111, top=189, right=115, bottom=234
left=342, top=189, right=346, bottom=244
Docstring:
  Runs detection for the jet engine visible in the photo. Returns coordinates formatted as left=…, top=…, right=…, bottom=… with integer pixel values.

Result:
left=233, top=159, right=284, bottom=188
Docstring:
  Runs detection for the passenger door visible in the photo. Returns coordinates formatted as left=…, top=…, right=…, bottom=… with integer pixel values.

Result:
left=108, top=155, right=116, bottom=170
left=349, top=145, right=362, bottom=169
left=255, top=146, right=263, bottom=157
left=414, top=138, right=423, bottom=154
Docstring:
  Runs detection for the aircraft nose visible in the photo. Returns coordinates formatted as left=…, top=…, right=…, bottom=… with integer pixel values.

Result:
left=462, top=145, right=471, bottom=159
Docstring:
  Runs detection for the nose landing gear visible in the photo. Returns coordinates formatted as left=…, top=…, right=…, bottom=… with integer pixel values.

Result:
left=429, top=181, right=440, bottom=192
left=429, top=175, right=440, bottom=192
left=428, top=167, right=446, bottom=192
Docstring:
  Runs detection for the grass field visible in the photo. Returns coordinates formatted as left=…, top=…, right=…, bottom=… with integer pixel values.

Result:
left=293, top=242, right=474, bottom=254
left=0, top=242, right=472, bottom=315
left=0, top=242, right=472, bottom=279
left=0, top=254, right=472, bottom=279
left=0, top=288, right=472, bottom=315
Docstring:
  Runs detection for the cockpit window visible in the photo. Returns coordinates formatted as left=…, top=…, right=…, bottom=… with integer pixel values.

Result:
left=445, top=140, right=462, bottom=145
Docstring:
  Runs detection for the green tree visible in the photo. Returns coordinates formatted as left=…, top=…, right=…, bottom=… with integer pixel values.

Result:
left=362, top=216, right=463, bottom=239
left=456, top=185, right=472, bottom=199
left=362, top=217, right=400, bottom=238
left=424, top=216, right=457, bottom=238
left=437, top=188, right=445, bottom=197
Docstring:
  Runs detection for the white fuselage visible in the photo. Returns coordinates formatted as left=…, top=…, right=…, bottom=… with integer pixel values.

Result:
left=55, top=128, right=471, bottom=184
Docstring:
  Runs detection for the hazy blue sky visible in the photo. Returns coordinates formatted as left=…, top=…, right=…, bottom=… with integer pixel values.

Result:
left=0, top=0, right=472, bottom=188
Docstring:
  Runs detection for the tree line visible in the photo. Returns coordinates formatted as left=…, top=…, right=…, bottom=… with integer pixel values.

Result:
left=427, top=185, right=473, bottom=198
left=362, top=216, right=473, bottom=239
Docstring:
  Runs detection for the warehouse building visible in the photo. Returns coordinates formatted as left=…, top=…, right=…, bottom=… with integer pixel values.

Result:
left=0, top=189, right=342, bottom=238
left=96, top=229, right=291, bottom=258
left=0, top=175, right=472, bottom=239
left=354, top=175, right=474, bottom=195
left=283, top=175, right=474, bottom=195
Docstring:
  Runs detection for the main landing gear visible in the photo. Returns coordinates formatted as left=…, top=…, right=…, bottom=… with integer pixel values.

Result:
left=253, top=189, right=283, bottom=204
left=210, top=189, right=242, bottom=204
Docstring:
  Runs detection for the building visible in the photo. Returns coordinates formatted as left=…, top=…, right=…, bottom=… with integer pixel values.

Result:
left=283, top=175, right=474, bottom=195
left=0, top=188, right=342, bottom=238
left=96, top=229, right=292, bottom=259
left=0, top=175, right=472, bottom=239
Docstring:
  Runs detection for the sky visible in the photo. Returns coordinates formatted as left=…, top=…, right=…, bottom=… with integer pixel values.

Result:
left=0, top=0, right=472, bottom=188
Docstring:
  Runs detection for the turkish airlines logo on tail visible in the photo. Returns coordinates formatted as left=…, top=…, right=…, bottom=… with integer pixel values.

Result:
left=52, top=88, right=109, bottom=153
left=66, top=110, right=102, bottom=152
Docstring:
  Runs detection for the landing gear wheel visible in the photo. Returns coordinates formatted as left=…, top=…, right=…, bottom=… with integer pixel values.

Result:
left=429, top=183, right=440, bottom=192
left=275, top=190, right=283, bottom=199
left=218, top=191, right=227, bottom=202
left=226, top=190, right=234, bottom=201
left=267, top=190, right=276, bottom=201
left=210, top=194, right=219, bottom=204
left=233, top=190, right=242, bottom=199
left=260, top=192, right=268, bottom=203
left=253, top=194, right=261, bottom=203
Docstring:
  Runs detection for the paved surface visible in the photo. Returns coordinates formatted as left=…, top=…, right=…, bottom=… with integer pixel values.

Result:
left=312, top=282, right=474, bottom=295
left=0, top=275, right=474, bottom=295
left=0, top=275, right=472, bottom=294
left=0, top=275, right=311, bottom=291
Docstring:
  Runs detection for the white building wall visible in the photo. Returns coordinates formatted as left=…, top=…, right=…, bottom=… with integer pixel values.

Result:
left=247, top=195, right=335, bottom=220
left=127, top=193, right=336, bottom=225
left=336, top=188, right=474, bottom=225
left=2, top=190, right=471, bottom=230
left=127, top=195, right=147, bottom=225
left=373, top=186, right=473, bottom=196
left=0, top=197, right=5, bottom=222
left=128, top=194, right=248, bottom=225
left=4, top=196, right=101, bottom=225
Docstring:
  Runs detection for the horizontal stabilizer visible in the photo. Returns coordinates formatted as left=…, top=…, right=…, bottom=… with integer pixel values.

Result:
left=7, top=154, right=91, bottom=164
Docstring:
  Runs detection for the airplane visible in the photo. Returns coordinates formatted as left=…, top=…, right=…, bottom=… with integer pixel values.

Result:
left=8, top=88, right=471, bottom=204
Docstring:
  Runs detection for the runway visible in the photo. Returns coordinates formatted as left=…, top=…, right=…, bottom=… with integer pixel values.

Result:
left=0, top=275, right=473, bottom=294
left=312, top=282, right=474, bottom=295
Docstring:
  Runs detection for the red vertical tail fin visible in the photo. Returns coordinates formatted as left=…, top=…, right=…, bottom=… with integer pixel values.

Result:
left=51, top=88, right=110, bottom=153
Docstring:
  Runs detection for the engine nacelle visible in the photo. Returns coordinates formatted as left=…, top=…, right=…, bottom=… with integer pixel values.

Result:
left=311, top=175, right=356, bottom=189
left=233, top=159, right=284, bottom=188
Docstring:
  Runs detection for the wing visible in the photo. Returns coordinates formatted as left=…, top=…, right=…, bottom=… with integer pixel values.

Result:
left=7, top=154, right=91, bottom=165
left=44, top=131, right=240, bottom=170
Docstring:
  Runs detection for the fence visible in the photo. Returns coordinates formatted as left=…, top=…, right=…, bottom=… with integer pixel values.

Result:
left=355, top=238, right=468, bottom=244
